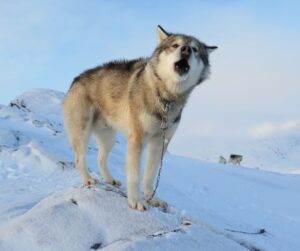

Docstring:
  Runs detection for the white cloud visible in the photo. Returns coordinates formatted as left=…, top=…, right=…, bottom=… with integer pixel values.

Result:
left=249, top=123, right=277, bottom=139
left=249, top=120, right=300, bottom=139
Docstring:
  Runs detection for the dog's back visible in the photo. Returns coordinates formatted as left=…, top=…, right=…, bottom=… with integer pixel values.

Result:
left=64, top=59, right=147, bottom=132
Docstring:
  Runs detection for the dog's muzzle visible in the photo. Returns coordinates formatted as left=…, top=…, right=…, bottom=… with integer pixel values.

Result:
left=174, top=59, right=190, bottom=76
left=174, top=45, right=191, bottom=76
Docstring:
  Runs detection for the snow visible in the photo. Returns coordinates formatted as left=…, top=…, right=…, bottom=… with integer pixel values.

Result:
left=0, top=185, right=246, bottom=251
left=0, top=89, right=299, bottom=251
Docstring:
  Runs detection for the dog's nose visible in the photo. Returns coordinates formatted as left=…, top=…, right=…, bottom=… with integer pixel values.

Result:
left=181, top=46, right=191, bottom=57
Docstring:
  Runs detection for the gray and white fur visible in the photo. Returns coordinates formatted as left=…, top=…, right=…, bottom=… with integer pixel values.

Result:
left=63, top=25, right=217, bottom=211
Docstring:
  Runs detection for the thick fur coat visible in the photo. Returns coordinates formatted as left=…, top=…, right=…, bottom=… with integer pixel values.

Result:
left=63, top=26, right=217, bottom=211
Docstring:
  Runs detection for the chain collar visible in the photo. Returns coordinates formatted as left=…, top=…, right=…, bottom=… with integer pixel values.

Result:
left=147, top=93, right=176, bottom=203
left=158, top=97, right=175, bottom=131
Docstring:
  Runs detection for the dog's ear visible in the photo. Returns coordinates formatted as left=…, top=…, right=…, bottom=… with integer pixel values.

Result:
left=157, top=25, right=170, bottom=44
left=205, top=45, right=218, bottom=54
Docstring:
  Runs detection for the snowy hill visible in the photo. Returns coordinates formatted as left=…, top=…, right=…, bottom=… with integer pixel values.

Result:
left=0, top=89, right=299, bottom=251
left=194, top=128, right=300, bottom=175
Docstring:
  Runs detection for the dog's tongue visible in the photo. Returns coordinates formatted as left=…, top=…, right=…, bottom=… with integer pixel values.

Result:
left=174, top=59, right=190, bottom=75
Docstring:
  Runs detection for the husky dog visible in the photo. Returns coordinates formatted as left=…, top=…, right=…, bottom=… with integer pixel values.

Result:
left=228, top=154, right=243, bottom=165
left=63, top=25, right=217, bottom=211
left=219, top=156, right=227, bottom=164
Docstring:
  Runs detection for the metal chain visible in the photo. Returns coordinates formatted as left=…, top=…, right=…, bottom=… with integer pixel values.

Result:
left=147, top=101, right=169, bottom=202
left=147, top=130, right=167, bottom=202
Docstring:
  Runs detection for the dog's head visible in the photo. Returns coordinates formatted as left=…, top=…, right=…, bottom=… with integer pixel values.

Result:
left=150, top=25, right=217, bottom=95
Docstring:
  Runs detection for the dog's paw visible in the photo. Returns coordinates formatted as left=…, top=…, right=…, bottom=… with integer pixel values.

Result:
left=85, top=178, right=99, bottom=186
left=106, top=179, right=122, bottom=187
left=128, top=198, right=149, bottom=211
left=147, top=197, right=168, bottom=209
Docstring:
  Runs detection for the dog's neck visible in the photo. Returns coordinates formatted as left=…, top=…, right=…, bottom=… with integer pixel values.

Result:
left=145, top=65, right=190, bottom=105
left=155, top=82, right=192, bottom=113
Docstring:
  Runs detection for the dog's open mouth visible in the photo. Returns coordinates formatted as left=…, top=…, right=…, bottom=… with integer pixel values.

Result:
left=174, top=59, right=190, bottom=76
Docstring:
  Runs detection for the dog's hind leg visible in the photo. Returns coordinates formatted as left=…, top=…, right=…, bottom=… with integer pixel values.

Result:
left=64, top=91, right=98, bottom=186
left=93, top=126, right=121, bottom=186
left=71, top=128, right=98, bottom=186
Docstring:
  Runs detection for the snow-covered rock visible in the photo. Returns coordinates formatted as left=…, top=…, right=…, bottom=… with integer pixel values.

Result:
left=0, top=185, right=248, bottom=251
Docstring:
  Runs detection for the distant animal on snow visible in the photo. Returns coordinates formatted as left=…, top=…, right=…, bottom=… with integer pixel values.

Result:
left=219, top=156, right=227, bottom=164
left=228, top=154, right=243, bottom=165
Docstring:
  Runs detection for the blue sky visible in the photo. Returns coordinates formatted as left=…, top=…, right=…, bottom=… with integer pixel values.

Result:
left=1, top=0, right=300, bottom=158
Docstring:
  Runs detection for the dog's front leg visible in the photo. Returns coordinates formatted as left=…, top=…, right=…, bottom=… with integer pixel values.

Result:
left=143, top=134, right=168, bottom=209
left=126, top=133, right=148, bottom=211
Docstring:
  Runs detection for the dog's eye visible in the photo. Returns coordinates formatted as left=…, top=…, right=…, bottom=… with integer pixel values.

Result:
left=172, top=44, right=179, bottom=48
left=192, top=47, right=198, bottom=53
